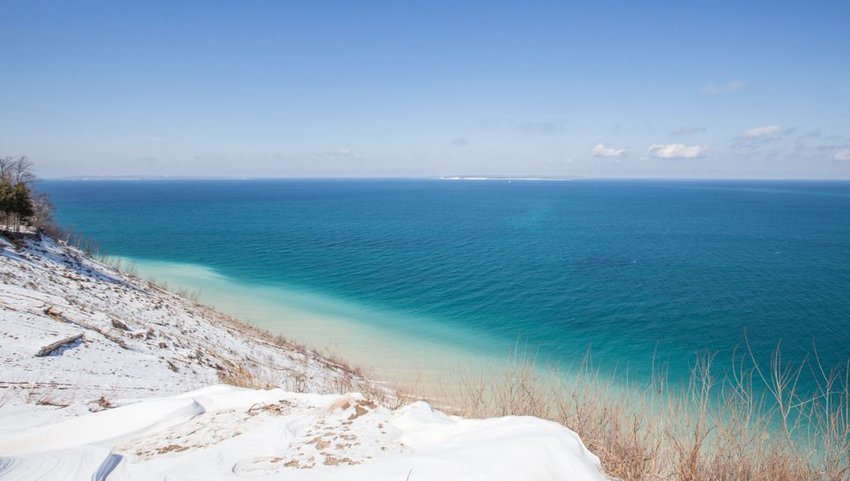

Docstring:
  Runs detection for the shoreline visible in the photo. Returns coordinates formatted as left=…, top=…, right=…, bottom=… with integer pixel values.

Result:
left=107, top=255, right=517, bottom=394
left=101, top=256, right=686, bottom=415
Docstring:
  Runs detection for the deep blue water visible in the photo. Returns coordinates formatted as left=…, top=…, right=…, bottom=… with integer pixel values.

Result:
left=39, top=179, right=850, bottom=389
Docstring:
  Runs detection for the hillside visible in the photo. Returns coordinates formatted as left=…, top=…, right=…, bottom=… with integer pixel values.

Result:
left=0, top=233, right=606, bottom=480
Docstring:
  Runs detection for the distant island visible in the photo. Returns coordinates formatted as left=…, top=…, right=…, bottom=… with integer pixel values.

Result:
left=439, top=175, right=581, bottom=181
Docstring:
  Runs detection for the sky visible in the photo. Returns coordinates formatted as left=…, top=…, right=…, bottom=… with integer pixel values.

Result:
left=1, top=1, right=849, bottom=179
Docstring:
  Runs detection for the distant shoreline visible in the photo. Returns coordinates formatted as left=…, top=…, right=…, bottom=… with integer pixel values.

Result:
left=39, top=176, right=850, bottom=182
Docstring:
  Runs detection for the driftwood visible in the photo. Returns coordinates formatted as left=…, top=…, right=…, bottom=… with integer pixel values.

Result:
left=43, top=307, right=130, bottom=350
left=35, top=333, right=84, bottom=357
left=111, top=318, right=130, bottom=330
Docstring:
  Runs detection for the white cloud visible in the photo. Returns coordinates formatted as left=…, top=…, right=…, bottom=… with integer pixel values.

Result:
left=450, top=137, right=469, bottom=146
left=738, top=125, right=786, bottom=139
left=645, top=143, right=707, bottom=159
left=702, top=80, right=746, bottom=95
left=834, top=149, right=850, bottom=161
left=592, top=143, right=626, bottom=158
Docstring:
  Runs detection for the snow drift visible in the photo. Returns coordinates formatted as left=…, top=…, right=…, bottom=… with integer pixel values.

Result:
left=0, top=385, right=606, bottom=481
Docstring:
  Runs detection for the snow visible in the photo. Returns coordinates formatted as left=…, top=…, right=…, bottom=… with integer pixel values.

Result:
left=0, top=234, right=607, bottom=480
left=0, top=233, right=371, bottom=409
left=0, top=386, right=605, bottom=480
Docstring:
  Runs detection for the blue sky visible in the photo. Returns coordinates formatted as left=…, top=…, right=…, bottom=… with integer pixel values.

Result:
left=2, top=1, right=849, bottom=179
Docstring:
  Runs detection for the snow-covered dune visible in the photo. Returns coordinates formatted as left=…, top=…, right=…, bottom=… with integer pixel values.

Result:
left=0, top=233, right=607, bottom=480
left=0, top=233, right=370, bottom=408
left=0, top=385, right=606, bottom=480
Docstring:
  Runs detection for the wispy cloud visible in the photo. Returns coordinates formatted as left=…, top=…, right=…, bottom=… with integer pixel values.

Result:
left=774, top=141, right=850, bottom=165
left=668, top=126, right=707, bottom=137
left=312, top=148, right=362, bottom=161
left=834, top=149, right=850, bottom=161
left=450, top=137, right=469, bottom=146
left=738, top=125, right=787, bottom=139
left=592, top=143, right=626, bottom=158
left=645, top=143, right=707, bottom=159
left=702, top=80, right=746, bottom=95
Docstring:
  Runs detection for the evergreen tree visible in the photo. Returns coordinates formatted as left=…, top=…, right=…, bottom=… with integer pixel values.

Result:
left=13, top=182, right=35, bottom=231
left=0, top=156, right=38, bottom=233
left=0, top=178, right=12, bottom=230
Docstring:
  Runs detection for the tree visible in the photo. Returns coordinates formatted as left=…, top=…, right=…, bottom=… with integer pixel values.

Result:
left=0, top=156, right=39, bottom=233
left=0, top=178, right=12, bottom=230
left=13, top=182, right=35, bottom=231
left=0, top=156, right=14, bottom=181
left=30, top=192, right=55, bottom=229
left=11, top=156, right=35, bottom=184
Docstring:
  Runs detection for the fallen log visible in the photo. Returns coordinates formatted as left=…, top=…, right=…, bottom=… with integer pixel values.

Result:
left=35, top=333, right=84, bottom=357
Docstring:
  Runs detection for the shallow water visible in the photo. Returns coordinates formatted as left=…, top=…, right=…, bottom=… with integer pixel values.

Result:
left=118, top=256, right=512, bottom=386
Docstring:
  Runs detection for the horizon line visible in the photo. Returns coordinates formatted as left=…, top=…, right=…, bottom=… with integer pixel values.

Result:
left=37, top=175, right=850, bottom=182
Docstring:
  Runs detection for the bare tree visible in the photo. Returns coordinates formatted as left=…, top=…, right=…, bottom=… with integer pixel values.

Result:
left=0, top=156, right=14, bottom=182
left=0, top=156, right=34, bottom=184
left=11, top=156, right=35, bottom=184
left=30, top=192, right=55, bottom=228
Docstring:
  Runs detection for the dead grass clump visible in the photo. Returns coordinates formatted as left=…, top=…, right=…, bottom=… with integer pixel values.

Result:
left=217, top=361, right=278, bottom=390
left=174, top=287, right=201, bottom=303
left=34, top=397, right=70, bottom=408
left=321, top=347, right=365, bottom=378
left=444, top=346, right=850, bottom=481
left=96, top=395, right=113, bottom=409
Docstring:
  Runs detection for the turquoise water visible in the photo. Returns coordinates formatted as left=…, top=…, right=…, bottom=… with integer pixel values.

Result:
left=39, top=179, right=850, bottom=390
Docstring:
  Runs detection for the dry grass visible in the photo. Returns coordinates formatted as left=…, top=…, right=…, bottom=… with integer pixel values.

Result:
left=21, top=381, right=75, bottom=409
left=216, top=361, right=279, bottom=390
left=44, top=225, right=101, bottom=255
left=441, top=346, right=850, bottom=481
